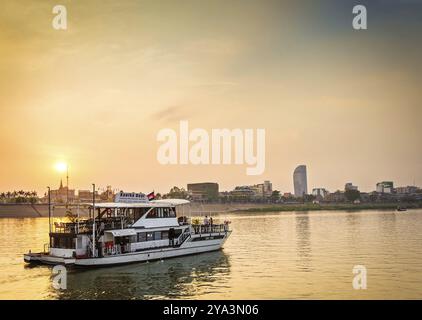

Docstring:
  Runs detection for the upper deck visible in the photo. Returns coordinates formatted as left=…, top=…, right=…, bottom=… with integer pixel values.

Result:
left=51, top=199, right=191, bottom=235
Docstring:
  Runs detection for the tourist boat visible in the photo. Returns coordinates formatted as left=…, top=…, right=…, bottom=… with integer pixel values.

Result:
left=396, top=206, right=407, bottom=212
left=23, top=192, right=231, bottom=267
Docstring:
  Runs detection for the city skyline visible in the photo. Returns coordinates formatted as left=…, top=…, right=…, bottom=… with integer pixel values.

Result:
left=1, top=1, right=421, bottom=195
left=9, top=169, right=420, bottom=198
left=1, top=160, right=420, bottom=196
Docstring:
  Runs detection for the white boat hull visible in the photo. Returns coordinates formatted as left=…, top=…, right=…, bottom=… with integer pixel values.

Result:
left=75, top=232, right=231, bottom=267
left=24, top=231, right=231, bottom=267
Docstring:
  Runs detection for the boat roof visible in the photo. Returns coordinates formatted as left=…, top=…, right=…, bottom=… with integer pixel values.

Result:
left=84, top=199, right=190, bottom=209
left=150, top=199, right=190, bottom=206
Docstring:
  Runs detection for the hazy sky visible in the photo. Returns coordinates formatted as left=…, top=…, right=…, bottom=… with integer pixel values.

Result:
left=1, top=0, right=421, bottom=194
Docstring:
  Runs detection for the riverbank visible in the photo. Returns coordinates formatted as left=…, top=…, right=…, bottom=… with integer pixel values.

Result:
left=1, top=202, right=421, bottom=218
left=0, top=204, right=90, bottom=218
left=237, top=202, right=422, bottom=213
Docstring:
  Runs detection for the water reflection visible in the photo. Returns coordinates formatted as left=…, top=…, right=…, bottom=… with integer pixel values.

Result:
left=378, top=211, right=397, bottom=237
left=345, top=211, right=361, bottom=227
left=295, top=212, right=312, bottom=272
left=58, top=250, right=230, bottom=300
left=1, top=211, right=422, bottom=299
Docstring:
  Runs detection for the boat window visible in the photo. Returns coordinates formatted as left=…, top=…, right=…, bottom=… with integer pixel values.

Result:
left=51, top=236, right=74, bottom=249
left=146, top=209, right=157, bottom=219
left=161, top=231, right=169, bottom=240
left=145, top=207, right=177, bottom=218
left=134, top=208, right=149, bottom=220
left=154, top=232, right=161, bottom=240
left=137, top=232, right=147, bottom=242
left=146, top=232, right=154, bottom=241
left=163, top=208, right=169, bottom=217
left=169, top=208, right=176, bottom=218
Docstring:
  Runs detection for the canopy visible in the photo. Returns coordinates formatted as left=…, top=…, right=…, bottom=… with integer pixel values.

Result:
left=150, top=199, right=190, bottom=206
left=83, top=199, right=190, bottom=209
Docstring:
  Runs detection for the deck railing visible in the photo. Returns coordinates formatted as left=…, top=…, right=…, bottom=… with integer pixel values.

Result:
left=51, top=217, right=130, bottom=235
left=192, top=224, right=229, bottom=234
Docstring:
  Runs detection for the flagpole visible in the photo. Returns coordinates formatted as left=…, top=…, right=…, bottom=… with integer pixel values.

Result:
left=92, top=183, right=96, bottom=258
left=47, top=186, right=51, bottom=247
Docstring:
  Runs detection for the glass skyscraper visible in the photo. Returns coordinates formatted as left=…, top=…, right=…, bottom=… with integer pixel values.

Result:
left=293, top=165, right=308, bottom=197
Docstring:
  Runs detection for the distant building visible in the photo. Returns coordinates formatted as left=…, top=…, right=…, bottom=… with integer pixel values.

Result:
left=100, top=185, right=115, bottom=201
left=230, top=181, right=273, bottom=200
left=230, top=186, right=255, bottom=200
left=263, top=180, right=273, bottom=197
left=325, top=191, right=346, bottom=202
left=312, top=188, right=329, bottom=200
left=50, top=180, right=75, bottom=203
left=293, top=165, right=308, bottom=197
left=376, top=181, right=394, bottom=194
left=345, top=183, right=358, bottom=191
left=78, top=190, right=96, bottom=202
left=395, top=186, right=418, bottom=194
left=187, top=183, right=219, bottom=202
left=249, top=184, right=264, bottom=198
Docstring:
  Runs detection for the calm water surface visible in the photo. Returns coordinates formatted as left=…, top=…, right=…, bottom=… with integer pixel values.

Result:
left=0, top=209, right=421, bottom=299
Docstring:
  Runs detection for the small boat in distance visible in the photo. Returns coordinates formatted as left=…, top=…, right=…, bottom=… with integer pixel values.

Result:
left=24, top=191, right=231, bottom=267
left=396, top=206, right=407, bottom=212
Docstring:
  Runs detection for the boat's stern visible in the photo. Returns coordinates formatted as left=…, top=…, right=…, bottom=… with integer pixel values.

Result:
left=24, top=251, right=76, bottom=266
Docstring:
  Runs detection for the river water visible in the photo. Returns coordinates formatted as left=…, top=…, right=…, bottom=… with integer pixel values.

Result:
left=0, top=209, right=421, bottom=299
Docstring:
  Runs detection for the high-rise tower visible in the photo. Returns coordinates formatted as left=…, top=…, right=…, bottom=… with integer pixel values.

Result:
left=293, top=165, right=308, bottom=197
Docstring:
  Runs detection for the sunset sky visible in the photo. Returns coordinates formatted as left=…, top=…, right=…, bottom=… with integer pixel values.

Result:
left=1, top=0, right=421, bottom=195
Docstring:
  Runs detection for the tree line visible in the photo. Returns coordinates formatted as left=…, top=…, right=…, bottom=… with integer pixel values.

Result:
left=0, top=190, right=39, bottom=204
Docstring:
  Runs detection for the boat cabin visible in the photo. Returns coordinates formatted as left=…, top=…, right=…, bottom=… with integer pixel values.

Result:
left=49, top=200, right=191, bottom=258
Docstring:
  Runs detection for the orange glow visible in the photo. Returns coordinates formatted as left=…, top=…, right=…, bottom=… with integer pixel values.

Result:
left=54, top=162, right=68, bottom=173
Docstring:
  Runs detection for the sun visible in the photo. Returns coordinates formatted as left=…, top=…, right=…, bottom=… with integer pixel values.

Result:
left=54, top=162, right=68, bottom=172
